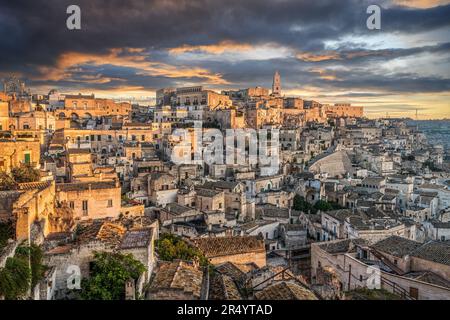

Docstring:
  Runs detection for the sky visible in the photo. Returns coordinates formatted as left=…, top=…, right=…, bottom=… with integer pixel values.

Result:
left=0, top=0, right=449, bottom=119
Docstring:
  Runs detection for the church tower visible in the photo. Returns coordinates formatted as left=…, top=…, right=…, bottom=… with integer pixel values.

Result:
left=272, top=71, right=281, bottom=96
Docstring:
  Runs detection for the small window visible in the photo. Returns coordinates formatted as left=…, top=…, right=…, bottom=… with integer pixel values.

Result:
left=69, top=201, right=74, bottom=209
left=82, top=200, right=88, bottom=215
left=24, top=153, right=31, bottom=164
left=107, top=199, right=113, bottom=208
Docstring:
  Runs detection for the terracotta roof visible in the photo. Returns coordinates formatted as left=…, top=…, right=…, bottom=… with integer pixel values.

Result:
left=193, top=236, right=265, bottom=258
left=318, top=238, right=369, bottom=254
left=411, top=241, right=450, bottom=266
left=371, top=236, right=422, bottom=258
left=18, top=181, right=52, bottom=191
left=255, top=281, right=317, bottom=300
left=96, top=222, right=126, bottom=246
left=162, top=203, right=195, bottom=215
left=195, top=188, right=223, bottom=198
left=209, top=274, right=242, bottom=300
left=404, top=271, right=450, bottom=288
left=45, top=244, right=73, bottom=255
left=56, top=181, right=117, bottom=192
left=76, top=220, right=125, bottom=246
left=202, top=180, right=242, bottom=191
left=215, top=262, right=246, bottom=281
left=324, top=209, right=355, bottom=222
left=149, top=260, right=204, bottom=298
left=67, top=148, right=91, bottom=154
left=119, top=228, right=152, bottom=249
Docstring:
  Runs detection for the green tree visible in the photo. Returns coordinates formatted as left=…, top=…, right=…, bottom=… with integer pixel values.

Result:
left=0, top=256, right=30, bottom=300
left=0, top=222, right=14, bottom=249
left=15, top=244, right=46, bottom=287
left=0, top=171, right=17, bottom=191
left=292, top=195, right=314, bottom=213
left=156, top=233, right=208, bottom=266
left=11, top=164, right=40, bottom=183
left=313, top=200, right=333, bottom=212
left=80, top=251, right=146, bottom=300
left=0, top=244, right=45, bottom=300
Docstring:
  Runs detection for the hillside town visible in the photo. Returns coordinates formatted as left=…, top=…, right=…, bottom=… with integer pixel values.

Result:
left=0, top=73, right=449, bottom=301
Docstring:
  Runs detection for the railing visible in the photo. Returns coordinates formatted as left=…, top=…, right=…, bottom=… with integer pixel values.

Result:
left=381, top=277, right=415, bottom=300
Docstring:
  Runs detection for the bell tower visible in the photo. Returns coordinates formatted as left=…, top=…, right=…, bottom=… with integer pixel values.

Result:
left=272, top=71, right=281, bottom=96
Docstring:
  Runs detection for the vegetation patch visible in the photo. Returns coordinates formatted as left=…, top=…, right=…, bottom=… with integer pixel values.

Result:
left=80, top=251, right=146, bottom=300
left=292, top=195, right=343, bottom=214
left=156, top=233, right=208, bottom=267
left=0, top=244, right=45, bottom=299
left=0, top=164, right=40, bottom=191
left=346, top=288, right=402, bottom=300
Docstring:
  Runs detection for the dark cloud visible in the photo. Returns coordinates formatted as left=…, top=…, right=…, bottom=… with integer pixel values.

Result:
left=0, top=0, right=449, bottom=96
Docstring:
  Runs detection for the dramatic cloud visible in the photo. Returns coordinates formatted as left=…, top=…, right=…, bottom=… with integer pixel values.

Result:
left=169, top=41, right=253, bottom=55
left=0, top=0, right=449, bottom=118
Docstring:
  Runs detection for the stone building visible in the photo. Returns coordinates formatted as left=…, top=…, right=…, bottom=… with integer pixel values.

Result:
left=158, top=203, right=202, bottom=227
left=325, top=104, right=364, bottom=118
left=193, top=235, right=266, bottom=268
left=0, top=138, right=41, bottom=173
left=44, top=219, right=157, bottom=298
left=194, top=188, right=225, bottom=213
left=148, top=172, right=178, bottom=206
left=148, top=260, right=206, bottom=300
left=308, top=150, right=353, bottom=178
left=271, top=71, right=281, bottom=97
left=56, top=180, right=121, bottom=220
left=61, top=94, right=131, bottom=119
left=255, top=281, right=317, bottom=300
left=201, top=180, right=254, bottom=221
left=311, top=237, right=450, bottom=300
left=0, top=181, right=64, bottom=242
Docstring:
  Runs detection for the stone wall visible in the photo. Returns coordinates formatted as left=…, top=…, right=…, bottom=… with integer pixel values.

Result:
left=209, top=250, right=266, bottom=268
left=309, top=150, right=352, bottom=177
left=0, top=140, right=41, bottom=173
left=311, top=242, right=450, bottom=300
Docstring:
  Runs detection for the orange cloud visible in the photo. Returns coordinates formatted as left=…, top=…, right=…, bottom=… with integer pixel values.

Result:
left=169, top=40, right=253, bottom=55
left=392, top=0, right=450, bottom=8
left=34, top=48, right=229, bottom=85
left=309, top=68, right=339, bottom=81
left=296, top=51, right=342, bottom=62
left=296, top=49, right=393, bottom=62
